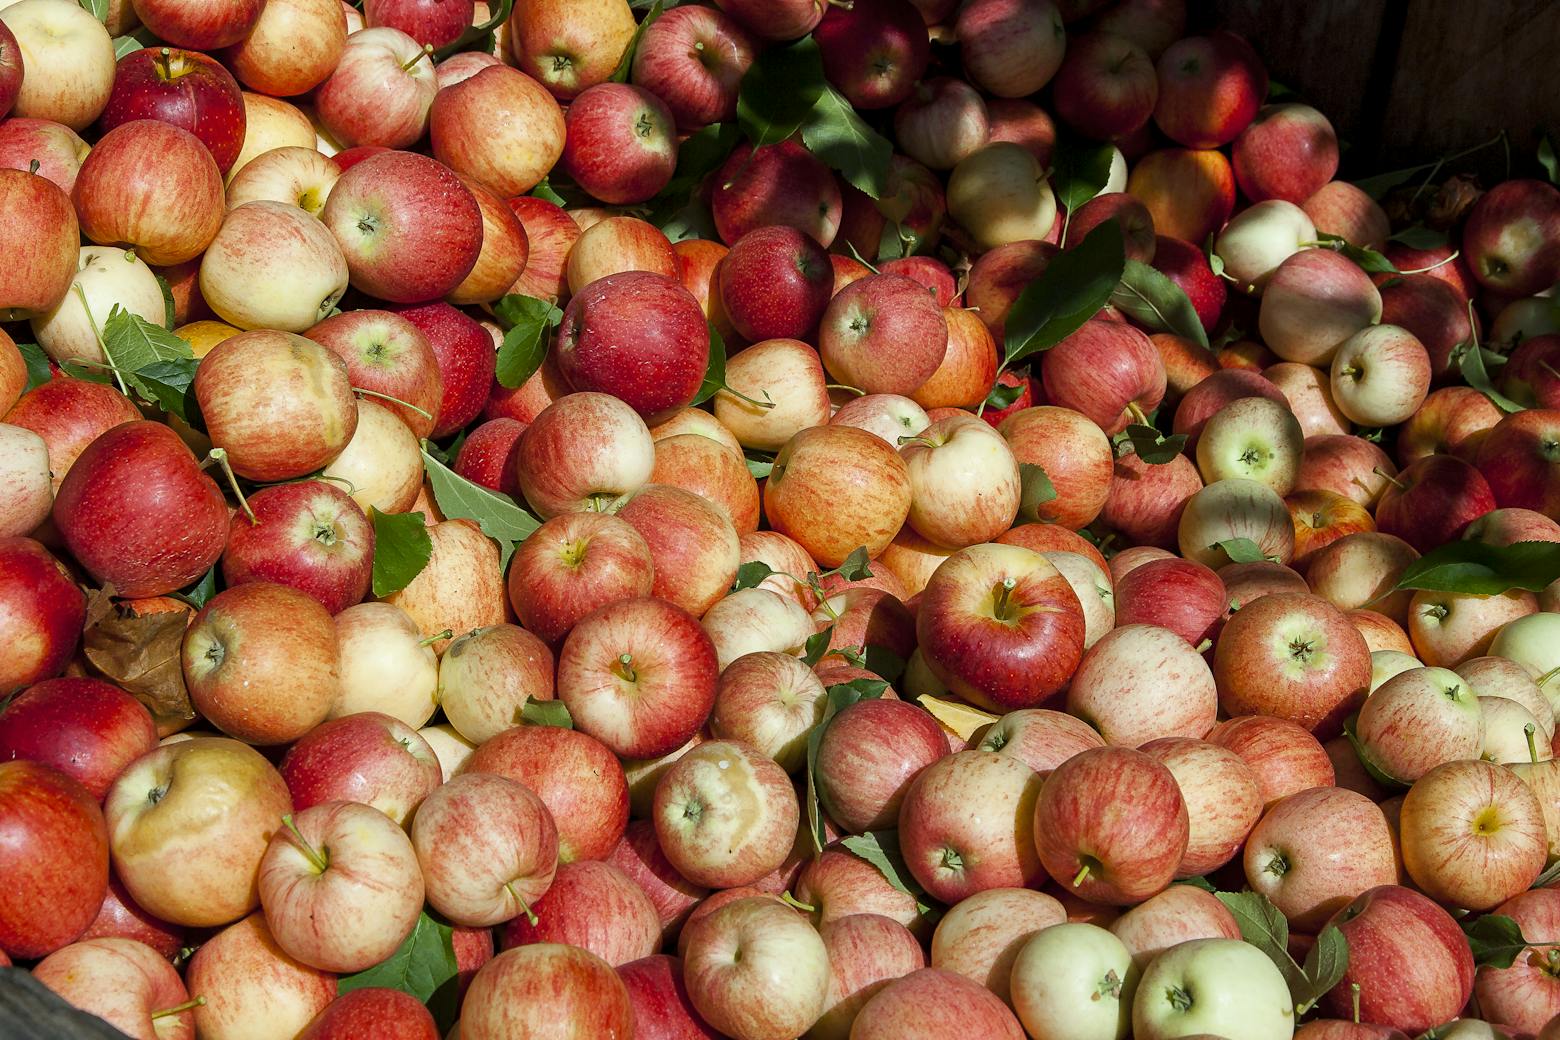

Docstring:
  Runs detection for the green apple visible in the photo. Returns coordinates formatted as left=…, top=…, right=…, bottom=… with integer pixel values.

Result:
left=1490, top=613, right=1560, bottom=710
left=1132, top=939, right=1294, bottom=1040
left=1010, top=922, right=1137, bottom=1040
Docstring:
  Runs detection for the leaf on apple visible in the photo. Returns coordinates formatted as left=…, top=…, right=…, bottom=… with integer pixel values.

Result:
left=1341, top=714, right=1409, bottom=790
left=432, top=0, right=511, bottom=60
left=800, top=87, right=892, bottom=200
left=804, top=678, right=888, bottom=852
left=99, top=306, right=202, bottom=424
left=1389, top=224, right=1449, bottom=250
left=646, top=122, right=741, bottom=230
left=1115, top=424, right=1188, bottom=465
left=982, top=377, right=1027, bottom=413
left=81, top=605, right=197, bottom=734
left=529, top=177, right=568, bottom=207
left=16, top=342, right=52, bottom=391
left=338, top=911, right=460, bottom=1030
left=173, top=567, right=219, bottom=611
left=1003, top=219, right=1126, bottom=370
left=420, top=447, right=541, bottom=570
left=78, top=0, right=109, bottom=23
left=1016, top=463, right=1058, bottom=525
left=1542, top=134, right=1560, bottom=185
left=840, top=831, right=940, bottom=920
left=112, top=30, right=153, bottom=59
left=1314, top=232, right=1397, bottom=276
left=1213, top=538, right=1274, bottom=565
left=731, top=560, right=778, bottom=592
left=370, top=509, right=433, bottom=598
left=152, top=274, right=176, bottom=330
left=1215, top=890, right=1307, bottom=993
left=1461, top=913, right=1533, bottom=969
left=1110, top=259, right=1212, bottom=351
left=1393, top=539, right=1560, bottom=596
left=802, top=627, right=833, bottom=667
left=830, top=547, right=874, bottom=582
left=610, top=0, right=663, bottom=83
left=520, top=696, right=573, bottom=729
left=743, top=449, right=775, bottom=480
left=736, top=36, right=826, bottom=151
left=1295, top=925, right=1349, bottom=1013
left=492, top=294, right=563, bottom=390
left=693, top=322, right=755, bottom=407
left=1049, top=135, right=1117, bottom=225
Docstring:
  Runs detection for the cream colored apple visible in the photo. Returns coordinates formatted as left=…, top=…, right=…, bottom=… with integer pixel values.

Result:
left=1177, top=477, right=1296, bottom=567
left=1010, top=923, right=1139, bottom=1040
left=900, top=414, right=1022, bottom=549
left=1370, top=648, right=1422, bottom=692
left=319, top=399, right=423, bottom=514
left=32, top=246, right=163, bottom=365
left=1, top=0, right=115, bottom=130
left=225, top=0, right=347, bottom=98
left=418, top=722, right=475, bottom=781
left=224, top=146, right=341, bottom=216
left=1490, top=613, right=1560, bottom=701
left=200, top=201, right=349, bottom=332
left=714, top=338, right=833, bottom=453
left=1329, top=324, right=1432, bottom=427
left=948, top=142, right=1057, bottom=249
left=230, top=94, right=317, bottom=180
left=1213, top=202, right=1316, bottom=292
left=1040, top=550, right=1114, bottom=649
left=1131, top=938, right=1294, bottom=1040
left=184, top=913, right=336, bottom=1040
left=830, top=394, right=932, bottom=448
left=0, top=423, right=51, bottom=537
left=436, top=623, right=554, bottom=746
left=1481, top=695, right=1552, bottom=765
left=709, top=651, right=826, bottom=773
left=929, top=888, right=1066, bottom=1003
left=331, top=602, right=440, bottom=726
left=700, top=587, right=815, bottom=671
left=32, top=937, right=198, bottom=1040
left=1458, top=655, right=1555, bottom=737
left=1304, top=531, right=1419, bottom=626
left=381, top=518, right=506, bottom=653
left=1408, top=588, right=1538, bottom=668
left=1264, top=361, right=1350, bottom=438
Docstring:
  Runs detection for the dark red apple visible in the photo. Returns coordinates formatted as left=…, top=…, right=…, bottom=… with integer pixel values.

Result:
left=814, top=0, right=930, bottom=110
left=129, top=0, right=265, bottom=51
left=100, top=46, right=246, bottom=174
left=711, top=140, right=843, bottom=247
left=561, top=82, right=678, bottom=205
left=52, top=421, right=229, bottom=599
left=388, top=300, right=495, bottom=439
left=306, top=308, right=444, bottom=440
left=618, top=954, right=723, bottom=1040
left=554, top=271, right=710, bottom=425
left=1374, top=453, right=1497, bottom=553
left=1475, top=409, right=1560, bottom=518
left=0, top=678, right=157, bottom=802
left=1151, top=235, right=1226, bottom=334
left=1051, top=31, right=1159, bottom=141
left=718, top=225, right=832, bottom=342
left=0, top=760, right=109, bottom=960
left=1461, top=179, right=1560, bottom=297
left=0, top=537, right=85, bottom=692
left=1378, top=273, right=1477, bottom=383
left=222, top=480, right=374, bottom=615
left=1114, top=557, right=1227, bottom=646
left=279, top=711, right=442, bottom=826
left=1069, top=193, right=1156, bottom=262
left=455, top=418, right=526, bottom=497
left=364, top=0, right=474, bottom=48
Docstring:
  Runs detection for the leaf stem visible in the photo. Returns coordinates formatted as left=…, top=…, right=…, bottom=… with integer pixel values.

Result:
left=418, top=629, right=453, bottom=647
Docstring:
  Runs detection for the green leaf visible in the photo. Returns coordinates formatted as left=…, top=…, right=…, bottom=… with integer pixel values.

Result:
left=1541, top=134, right=1559, bottom=185
left=736, top=36, right=826, bottom=150
left=802, top=626, right=833, bottom=667
left=102, top=306, right=195, bottom=371
left=1003, top=219, right=1126, bottom=368
left=830, top=547, right=874, bottom=582
left=1049, top=135, right=1117, bottom=216
left=610, top=0, right=662, bottom=82
left=370, top=509, right=433, bottom=598
left=1296, top=925, right=1350, bottom=1013
left=1215, top=891, right=1304, bottom=994
left=1389, top=224, right=1449, bottom=249
left=521, top=696, right=573, bottom=729
left=128, top=360, right=199, bottom=424
left=17, top=342, right=51, bottom=391
left=339, top=912, right=460, bottom=1031
left=876, top=219, right=915, bottom=261
left=492, top=294, right=562, bottom=390
left=840, top=831, right=940, bottom=919
left=647, top=122, right=741, bottom=225
left=983, top=377, right=1027, bottom=412
left=826, top=678, right=890, bottom=703
left=420, top=448, right=541, bottom=571
left=863, top=645, right=906, bottom=684
left=78, top=0, right=108, bottom=21
left=1459, top=334, right=1525, bottom=413
left=529, top=177, right=567, bottom=207
left=805, top=678, right=888, bottom=852
left=1017, top=462, right=1058, bottom=524
left=112, top=31, right=151, bottom=59
left=800, top=87, right=892, bottom=200
left=1215, top=538, right=1273, bottom=564
left=153, top=274, right=176, bottom=330
left=1461, top=914, right=1531, bottom=969
left=744, top=450, right=775, bottom=480
left=692, top=322, right=728, bottom=406
left=432, top=0, right=511, bottom=60
left=1110, top=259, right=1211, bottom=350
left=1117, top=424, right=1188, bottom=465
left=732, top=560, right=778, bottom=592
left=173, top=567, right=218, bottom=611
left=1341, top=713, right=1409, bottom=789
left=1394, top=540, right=1560, bottom=596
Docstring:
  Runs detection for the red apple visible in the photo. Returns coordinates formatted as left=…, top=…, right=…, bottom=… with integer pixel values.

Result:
left=814, top=0, right=930, bottom=110
left=954, top=0, right=1066, bottom=99
left=1153, top=31, right=1266, bottom=147
left=1151, top=234, right=1226, bottom=335
left=100, top=46, right=245, bottom=174
left=1052, top=31, right=1158, bottom=141
left=1069, top=192, right=1156, bottom=261
left=315, top=27, right=438, bottom=149
left=0, top=167, right=80, bottom=321
left=364, top=0, right=472, bottom=47
left=711, top=0, right=823, bottom=41
left=763, top=424, right=912, bottom=567
left=0, top=678, right=156, bottom=803
left=630, top=5, right=754, bottom=129
left=222, top=481, right=373, bottom=615
left=1234, top=102, right=1340, bottom=203
left=130, top=0, right=263, bottom=49
left=852, top=968, right=1025, bottom=1040
left=1098, top=450, right=1204, bottom=549
left=0, top=537, right=85, bottom=691
left=430, top=63, right=566, bottom=196
left=461, top=943, right=635, bottom=1040
left=815, top=697, right=947, bottom=834
left=562, top=82, right=678, bottom=205
left=506, top=511, right=655, bottom=645
left=1043, top=318, right=1167, bottom=434
left=1463, top=179, right=1560, bottom=296
left=1375, top=453, right=1497, bottom=552
left=1476, top=409, right=1560, bottom=518
left=388, top=300, right=492, bottom=439
left=711, top=140, right=842, bottom=247
left=618, top=954, right=723, bottom=1040
left=0, top=761, right=109, bottom=959
left=1113, top=557, right=1226, bottom=645
left=279, top=712, right=441, bottom=826
left=79, top=877, right=185, bottom=959
left=0, top=118, right=91, bottom=193
left=297, top=988, right=438, bottom=1040
left=306, top=309, right=443, bottom=440
left=33, top=935, right=198, bottom=1039
left=224, top=0, right=347, bottom=98
left=719, top=225, right=833, bottom=343
left=1126, top=147, right=1236, bottom=246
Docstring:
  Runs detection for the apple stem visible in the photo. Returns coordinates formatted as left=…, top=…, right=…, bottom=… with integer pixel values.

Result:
left=280, top=814, right=329, bottom=874
left=71, top=284, right=127, bottom=395
left=1537, top=665, right=1560, bottom=690
left=202, top=448, right=257, bottom=523
left=1350, top=982, right=1361, bottom=1023
left=1540, top=360, right=1560, bottom=383
left=1397, top=248, right=1462, bottom=277
left=992, top=577, right=1017, bottom=621
left=505, top=882, right=539, bottom=926
left=150, top=996, right=205, bottom=1020
left=1528, top=723, right=1541, bottom=764
left=353, top=386, right=433, bottom=420
left=825, top=383, right=865, bottom=397
left=1071, top=863, right=1091, bottom=888
left=156, top=47, right=173, bottom=80
left=1194, top=638, right=1212, bottom=653
left=27, top=158, right=38, bottom=176
left=897, top=435, right=935, bottom=448
left=780, top=892, right=816, bottom=914
left=1371, top=466, right=1406, bottom=491
left=401, top=44, right=434, bottom=72
left=1125, top=401, right=1151, bottom=427
left=418, top=629, right=453, bottom=648
left=614, top=652, right=638, bottom=682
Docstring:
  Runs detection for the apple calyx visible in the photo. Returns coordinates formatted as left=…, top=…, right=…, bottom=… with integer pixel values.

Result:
left=939, top=846, right=964, bottom=872
left=1094, top=969, right=1123, bottom=1001
left=418, top=629, right=453, bottom=648
left=202, top=448, right=257, bottom=523
left=1286, top=635, right=1319, bottom=665
left=281, top=813, right=331, bottom=875
left=400, top=44, right=435, bottom=74
left=1261, top=850, right=1289, bottom=877
left=150, top=996, right=206, bottom=1020
left=1165, top=985, right=1194, bottom=1012
left=613, top=653, right=639, bottom=683
left=505, top=881, right=539, bottom=926
left=633, top=112, right=656, bottom=141
left=353, top=386, right=434, bottom=421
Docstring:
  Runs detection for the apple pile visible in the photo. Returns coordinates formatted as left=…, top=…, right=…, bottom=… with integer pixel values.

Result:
left=6, top=0, right=1560, bottom=1038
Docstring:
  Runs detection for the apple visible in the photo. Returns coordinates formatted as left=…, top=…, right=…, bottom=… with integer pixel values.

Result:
left=230, top=93, right=317, bottom=178
left=1113, top=556, right=1224, bottom=646
left=364, top=0, right=470, bottom=47
left=31, top=245, right=164, bottom=365
left=258, top=800, right=423, bottom=972
left=929, top=887, right=1065, bottom=1001
left=815, top=0, right=929, bottom=110
left=969, top=708, right=1106, bottom=774
left=1244, top=785, right=1398, bottom=930
left=199, top=201, right=350, bottom=332
left=1043, top=319, right=1167, bottom=435
left=513, top=391, right=655, bottom=520
left=955, top=0, right=1065, bottom=99
left=1259, top=247, right=1383, bottom=366
left=965, top=240, right=1056, bottom=342
left=184, top=913, right=335, bottom=1040
left=1462, top=179, right=1560, bottom=296
left=1098, top=451, right=1204, bottom=550
left=279, top=711, right=440, bottom=826
left=505, top=511, right=654, bottom=647
left=808, top=696, right=945, bottom=835
left=652, top=431, right=760, bottom=533
left=1473, top=888, right=1560, bottom=1033
left=763, top=423, right=913, bottom=567
left=1108, top=884, right=1241, bottom=971
left=224, top=146, right=340, bottom=216
left=1295, top=433, right=1398, bottom=507
left=1305, top=180, right=1391, bottom=250
left=1475, top=409, right=1560, bottom=517
left=33, top=936, right=198, bottom=1039
left=1355, top=665, right=1483, bottom=781
left=1132, top=938, right=1295, bottom=1040
left=894, top=78, right=990, bottom=171
left=1376, top=453, right=1497, bottom=553
left=653, top=739, right=796, bottom=888
left=1322, top=885, right=1476, bottom=1032
left=52, top=420, right=227, bottom=598
left=566, top=217, right=679, bottom=295
left=809, top=913, right=925, bottom=1040
left=500, top=858, right=660, bottom=966
left=617, top=954, right=724, bottom=1040
left=1069, top=192, right=1157, bottom=261
left=221, top=481, right=373, bottom=615
left=463, top=943, right=635, bottom=1040
left=1009, top=922, right=1139, bottom=1040
left=986, top=97, right=1059, bottom=166
left=1173, top=369, right=1288, bottom=443
left=0, top=677, right=157, bottom=802
left=0, top=0, right=116, bottom=131
left=0, top=118, right=91, bottom=193
left=715, top=339, right=832, bottom=453
left=1397, top=386, right=1503, bottom=466
left=616, top=483, right=739, bottom=616
left=1401, top=759, right=1547, bottom=911
left=436, top=624, right=554, bottom=746
left=225, top=0, right=346, bottom=97
left=1068, top=624, right=1218, bottom=749
left=507, top=0, right=635, bottom=100
left=718, top=225, right=832, bottom=344
left=1234, top=102, right=1340, bottom=203
left=455, top=417, right=526, bottom=496
left=313, top=28, right=437, bottom=149
left=105, top=737, right=291, bottom=928
left=681, top=896, right=830, bottom=1039
left=608, top=821, right=708, bottom=940
left=1329, top=325, right=1432, bottom=427
left=1264, top=365, right=1348, bottom=451
left=852, top=967, right=1027, bottom=1040
left=1208, top=713, right=1335, bottom=808
left=1380, top=272, right=1478, bottom=381
left=409, top=771, right=558, bottom=927
left=820, top=273, right=949, bottom=397
left=321, top=150, right=481, bottom=303
left=1126, top=148, right=1236, bottom=246
left=306, top=309, right=442, bottom=439
left=328, top=603, right=439, bottom=726
left=1222, top=559, right=1309, bottom=610
left=102, top=47, right=246, bottom=175
left=1289, top=488, right=1379, bottom=565
left=711, top=0, right=822, bottom=41
left=1458, top=656, right=1554, bottom=736
left=1194, top=394, right=1304, bottom=493
left=1052, top=31, right=1158, bottom=140
left=630, top=4, right=754, bottom=129
left=899, top=414, right=1021, bottom=548
left=1407, top=585, right=1537, bottom=668
left=996, top=409, right=1113, bottom=531
left=947, top=142, right=1058, bottom=249
left=1213, top=200, right=1315, bottom=291
left=1152, top=31, right=1266, bottom=147
left=466, top=723, right=629, bottom=863
left=297, top=989, right=439, bottom=1040
left=561, top=83, right=676, bottom=205
left=0, top=538, right=85, bottom=691
left=389, top=300, right=492, bottom=439
left=711, top=139, right=843, bottom=247
left=0, top=761, right=108, bottom=960
left=1178, top=477, right=1296, bottom=568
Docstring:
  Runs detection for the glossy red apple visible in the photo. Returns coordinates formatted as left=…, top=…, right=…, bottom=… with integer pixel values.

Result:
left=630, top=4, right=754, bottom=129
left=0, top=760, right=109, bottom=960
left=1153, top=31, right=1266, bottom=147
left=0, top=537, right=86, bottom=692
left=561, top=82, right=678, bottom=205
left=814, top=0, right=930, bottom=110
left=100, top=46, right=245, bottom=174
left=0, top=678, right=157, bottom=802
left=711, top=140, right=842, bottom=247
